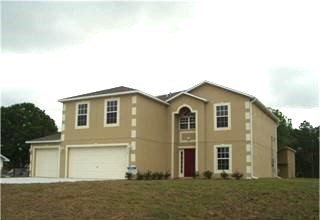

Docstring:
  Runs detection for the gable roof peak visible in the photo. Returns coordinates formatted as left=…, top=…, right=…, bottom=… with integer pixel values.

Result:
left=188, top=80, right=255, bottom=99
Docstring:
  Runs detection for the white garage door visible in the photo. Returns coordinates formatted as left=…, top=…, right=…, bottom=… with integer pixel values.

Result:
left=68, top=146, right=128, bottom=179
left=35, top=148, right=59, bottom=177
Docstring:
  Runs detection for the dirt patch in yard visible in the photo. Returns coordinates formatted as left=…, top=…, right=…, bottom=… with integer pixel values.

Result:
left=1, top=178, right=319, bottom=220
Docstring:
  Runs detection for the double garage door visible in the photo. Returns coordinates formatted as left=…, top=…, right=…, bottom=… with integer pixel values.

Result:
left=34, top=146, right=128, bottom=179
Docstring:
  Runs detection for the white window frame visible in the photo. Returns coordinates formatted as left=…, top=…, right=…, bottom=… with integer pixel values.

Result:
left=104, top=98, right=120, bottom=127
left=75, top=101, right=90, bottom=129
left=213, top=144, right=232, bottom=173
left=214, top=102, right=231, bottom=131
left=179, top=113, right=196, bottom=130
left=178, top=149, right=184, bottom=177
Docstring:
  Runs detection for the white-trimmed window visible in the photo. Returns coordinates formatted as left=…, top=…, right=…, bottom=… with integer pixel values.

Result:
left=104, top=98, right=120, bottom=127
left=75, top=102, right=89, bottom=128
left=179, top=113, right=196, bottom=130
left=214, top=103, right=231, bottom=130
left=214, top=144, right=232, bottom=173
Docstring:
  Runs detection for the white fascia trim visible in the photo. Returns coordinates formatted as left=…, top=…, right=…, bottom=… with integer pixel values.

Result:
left=104, top=97, right=120, bottom=127
left=66, top=143, right=129, bottom=148
left=166, top=92, right=208, bottom=102
left=136, top=90, right=169, bottom=105
left=59, top=90, right=169, bottom=106
left=252, top=98, right=279, bottom=123
left=187, top=80, right=254, bottom=99
left=59, top=91, right=137, bottom=102
left=26, top=140, right=61, bottom=144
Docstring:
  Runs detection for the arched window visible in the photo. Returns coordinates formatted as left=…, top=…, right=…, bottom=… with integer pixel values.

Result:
left=179, top=107, right=195, bottom=130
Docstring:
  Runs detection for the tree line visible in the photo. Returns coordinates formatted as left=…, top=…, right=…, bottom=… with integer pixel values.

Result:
left=270, top=109, right=319, bottom=178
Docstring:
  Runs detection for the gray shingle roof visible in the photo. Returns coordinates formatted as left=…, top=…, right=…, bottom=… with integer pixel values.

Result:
left=156, top=91, right=184, bottom=101
left=62, top=86, right=136, bottom=100
left=26, top=133, right=61, bottom=143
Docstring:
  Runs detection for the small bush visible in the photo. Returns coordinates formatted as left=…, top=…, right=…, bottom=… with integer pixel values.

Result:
left=192, top=171, right=200, bottom=179
left=164, top=170, right=171, bottom=179
left=136, top=172, right=144, bottom=180
left=145, top=170, right=152, bottom=180
left=203, top=170, right=213, bottom=179
left=158, top=172, right=164, bottom=180
left=231, top=171, right=243, bottom=180
left=125, top=172, right=133, bottom=180
left=220, top=171, right=229, bottom=179
left=151, top=172, right=159, bottom=180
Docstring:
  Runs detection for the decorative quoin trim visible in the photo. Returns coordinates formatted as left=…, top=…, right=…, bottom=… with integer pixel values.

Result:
left=130, top=96, right=137, bottom=164
left=245, top=100, right=253, bottom=177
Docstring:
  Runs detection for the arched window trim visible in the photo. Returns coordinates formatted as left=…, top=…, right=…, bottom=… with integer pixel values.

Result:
left=179, top=107, right=196, bottom=130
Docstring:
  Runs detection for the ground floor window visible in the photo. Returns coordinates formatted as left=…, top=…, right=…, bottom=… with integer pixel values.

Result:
left=214, top=144, right=232, bottom=173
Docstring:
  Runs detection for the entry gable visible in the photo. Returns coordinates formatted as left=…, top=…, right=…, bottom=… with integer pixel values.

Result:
left=166, top=92, right=208, bottom=103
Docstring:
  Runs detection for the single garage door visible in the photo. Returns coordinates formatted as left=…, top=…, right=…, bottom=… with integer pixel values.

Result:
left=35, top=148, right=59, bottom=177
left=68, top=146, right=128, bottom=179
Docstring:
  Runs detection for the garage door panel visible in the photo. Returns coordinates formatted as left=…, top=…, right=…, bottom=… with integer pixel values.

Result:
left=35, top=148, right=59, bottom=177
left=68, top=146, right=128, bottom=179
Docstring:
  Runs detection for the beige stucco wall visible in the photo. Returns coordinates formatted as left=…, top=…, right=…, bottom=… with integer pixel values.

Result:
left=60, top=94, right=135, bottom=177
left=135, top=95, right=169, bottom=172
left=189, top=84, right=249, bottom=177
left=252, top=104, right=277, bottom=177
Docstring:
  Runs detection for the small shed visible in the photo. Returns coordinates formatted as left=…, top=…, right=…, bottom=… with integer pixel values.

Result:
left=277, top=146, right=296, bottom=178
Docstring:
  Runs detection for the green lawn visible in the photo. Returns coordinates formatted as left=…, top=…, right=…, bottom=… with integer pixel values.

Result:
left=1, top=178, right=319, bottom=220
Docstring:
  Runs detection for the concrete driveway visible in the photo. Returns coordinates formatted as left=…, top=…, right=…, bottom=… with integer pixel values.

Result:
left=0, top=177, right=105, bottom=184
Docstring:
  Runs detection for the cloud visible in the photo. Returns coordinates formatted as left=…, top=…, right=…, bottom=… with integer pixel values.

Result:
left=1, top=1, right=193, bottom=52
left=268, top=67, right=319, bottom=108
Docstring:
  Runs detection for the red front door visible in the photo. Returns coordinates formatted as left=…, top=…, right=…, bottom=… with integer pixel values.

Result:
left=184, top=149, right=195, bottom=177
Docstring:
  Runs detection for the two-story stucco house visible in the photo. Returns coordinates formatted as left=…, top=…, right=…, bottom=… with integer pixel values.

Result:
left=26, top=81, right=278, bottom=179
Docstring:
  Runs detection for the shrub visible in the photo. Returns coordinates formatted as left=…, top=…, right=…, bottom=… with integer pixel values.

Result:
left=220, top=171, right=229, bottom=179
left=203, top=170, right=213, bottom=179
left=152, top=172, right=159, bottom=180
left=145, top=170, right=152, bottom=180
left=164, top=170, right=171, bottom=179
left=192, top=171, right=200, bottom=179
left=125, top=172, right=133, bottom=180
left=158, top=172, right=164, bottom=180
left=231, top=171, right=243, bottom=180
left=136, top=171, right=144, bottom=180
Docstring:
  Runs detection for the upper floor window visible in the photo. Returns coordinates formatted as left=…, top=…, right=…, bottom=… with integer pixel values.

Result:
left=214, top=103, right=231, bottom=130
left=104, top=98, right=120, bottom=127
left=214, top=144, right=232, bottom=173
left=179, top=107, right=196, bottom=130
left=75, top=102, right=89, bottom=129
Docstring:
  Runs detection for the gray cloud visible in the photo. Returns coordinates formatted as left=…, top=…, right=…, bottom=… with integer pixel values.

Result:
left=1, top=1, right=193, bottom=52
left=269, top=67, right=319, bottom=108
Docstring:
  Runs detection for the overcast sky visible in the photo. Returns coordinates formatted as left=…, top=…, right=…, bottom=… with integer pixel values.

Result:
left=1, top=1, right=319, bottom=129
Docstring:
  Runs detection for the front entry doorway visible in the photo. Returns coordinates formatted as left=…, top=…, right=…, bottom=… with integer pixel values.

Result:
left=179, top=148, right=195, bottom=177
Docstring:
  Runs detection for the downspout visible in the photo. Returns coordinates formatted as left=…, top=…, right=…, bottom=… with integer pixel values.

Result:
left=250, top=98, right=258, bottom=179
